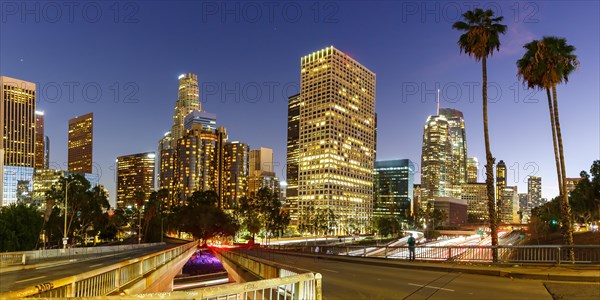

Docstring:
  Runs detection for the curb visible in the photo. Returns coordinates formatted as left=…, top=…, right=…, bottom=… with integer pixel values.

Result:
left=264, top=250, right=600, bottom=283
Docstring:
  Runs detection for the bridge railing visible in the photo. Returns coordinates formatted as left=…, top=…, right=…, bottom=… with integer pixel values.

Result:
left=0, top=241, right=197, bottom=298
left=262, top=244, right=600, bottom=264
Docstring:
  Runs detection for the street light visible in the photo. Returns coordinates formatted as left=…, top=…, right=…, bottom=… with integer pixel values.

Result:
left=63, top=179, right=75, bottom=249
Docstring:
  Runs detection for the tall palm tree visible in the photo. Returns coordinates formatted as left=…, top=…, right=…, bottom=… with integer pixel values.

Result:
left=517, top=37, right=578, bottom=261
left=453, top=9, right=506, bottom=261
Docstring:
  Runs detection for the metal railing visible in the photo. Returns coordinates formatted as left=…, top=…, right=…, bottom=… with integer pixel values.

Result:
left=263, top=244, right=600, bottom=264
left=0, top=243, right=164, bottom=267
left=0, top=241, right=196, bottom=298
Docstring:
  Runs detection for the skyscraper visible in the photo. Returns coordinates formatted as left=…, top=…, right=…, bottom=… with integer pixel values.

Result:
left=528, top=176, right=542, bottom=208
left=500, top=186, right=518, bottom=223
left=184, top=110, right=217, bottom=131
left=295, top=46, right=376, bottom=234
left=439, top=108, right=467, bottom=197
left=421, top=114, right=451, bottom=205
left=496, top=160, right=506, bottom=205
left=158, top=132, right=175, bottom=204
left=116, top=152, right=156, bottom=208
left=1, top=76, right=36, bottom=205
left=44, top=136, right=50, bottom=169
left=373, top=159, right=415, bottom=219
left=34, top=111, right=46, bottom=170
left=285, top=93, right=300, bottom=224
left=518, top=193, right=530, bottom=223
left=467, top=157, right=479, bottom=183
left=248, top=147, right=280, bottom=198
left=68, top=113, right=93, bottom=173
left=223, top=141, right=249, bottom=209
left=461, top=182, right=488, bottom=223
left=171, top=73, right=200, bottom=148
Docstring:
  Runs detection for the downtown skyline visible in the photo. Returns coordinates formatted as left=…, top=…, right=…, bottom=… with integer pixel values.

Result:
left=2, top=1, right=598, bottom=206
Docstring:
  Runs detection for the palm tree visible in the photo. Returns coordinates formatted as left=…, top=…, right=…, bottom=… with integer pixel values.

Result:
left=453, top=9, right=506, bottom=261
left=517, top=37, right=578, bottom=261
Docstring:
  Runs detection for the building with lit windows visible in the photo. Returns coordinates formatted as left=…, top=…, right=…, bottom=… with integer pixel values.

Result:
left=467, top=157, right=479, bottom=183
left=461, top=182, right=488, bottom=223
left=439, top=108, right=467, bottom=198
left=566, top=177, right=585, bottom=194
left=421, top=114, right=451, bottom=206
left=248, top=147, right=280, bottom=198
left=68, top=113, right=93, bottom=173
left=184, top=110, right=217, bottom=131
left=285, top=93, right=301, bottom=223
left=496, top=160, right=506, bottom=218
left=518, top=193, right=530, bottom=223
left=528, top=176, right=542, bottom=208
left=171, top=73, right=200, bottom=148
left=34, top=111, right=46, bottom=170
left=295, top=46, right=376, bottom=234
left=500, top=186, right=519, bottom=223
left=32, top=169, right=65, bottom=208
left=223, top=141, right=249, bottom=209
left=158, top=132, right=175, bottom=204
left=373, top=159, right=414, bottom=219
left=1, top=76, right=36, bottom=205
left=116, top=152, right=156, bottom=208
left=413, top=184, right=423, bottom=212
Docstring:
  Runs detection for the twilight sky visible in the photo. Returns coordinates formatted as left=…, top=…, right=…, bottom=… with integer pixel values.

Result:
left=2, top=1, right=598, bottom=207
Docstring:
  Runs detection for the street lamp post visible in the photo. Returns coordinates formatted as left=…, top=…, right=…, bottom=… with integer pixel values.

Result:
left=63, top=180, right=75, bottom=249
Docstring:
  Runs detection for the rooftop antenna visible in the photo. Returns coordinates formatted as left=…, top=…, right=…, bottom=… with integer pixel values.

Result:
left=437, top=89, right=440, bottom=115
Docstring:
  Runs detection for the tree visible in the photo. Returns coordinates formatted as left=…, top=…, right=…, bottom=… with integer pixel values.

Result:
left=453, top=9, right=507, bottom=261
left=0, top=204, right=44, bottom=251
left=431, top=208, right=448, bottom=229
left=569, top=161, right=600, bottom=226
left=517, top=37, right=579, bottom=260
left=177, top=190, right=238, bottom=241
left=374, top=216, right=402, bottom=238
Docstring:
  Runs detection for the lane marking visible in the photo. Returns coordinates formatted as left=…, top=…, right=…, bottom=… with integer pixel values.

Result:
left=88, top=263, right=103, bottom=268
left=321, top=268, right=339, bottom=273
left=15, top=276, right=46, bottom=283
left=407, top=283, right=455, bottom=292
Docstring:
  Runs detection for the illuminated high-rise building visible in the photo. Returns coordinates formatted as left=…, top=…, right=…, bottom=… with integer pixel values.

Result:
left=373, top=159, right=414, bottom=219
left=500, top=185, right=518, bottom=223
left=171, top=73, right=200, bottom=148
left=467, top=157, right=479, bottom=183
left=116, top=152, right=156, bottom=208
left=528, top=176, right=542, bottom=208
left=1, top=76, right=36, bottom=205
left=44, top=136, right=50, bottom=169
left=68, top=113, right=93, bottom=173
left=285, top=93, right=300, bottom=223
left=34, top=111, right=46, bottom=170
left=518, top=193, right=530, bottom=223
left=184, top=110, right=216, bottom=131
left=158, top=132, right=175, bottom=204
left=32, top=169, right=65, bottom=209
left=421, top=114, right=451, bottom=205
left=461, top=182, right=488, bottom=223
left=296, top=46, right=376, bottom=234
left=223, top=141, right=249, bottom=209
left=248, top=147, right=280, bottom=198
left=496, top=160, right=506, bottom=218
left=439, top=108, right=467, bottom=197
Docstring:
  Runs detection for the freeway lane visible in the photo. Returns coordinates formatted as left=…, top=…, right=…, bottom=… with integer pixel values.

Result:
left=242, top=250, right=553, bottom=299
left=0, top=243, right=177, bottom=293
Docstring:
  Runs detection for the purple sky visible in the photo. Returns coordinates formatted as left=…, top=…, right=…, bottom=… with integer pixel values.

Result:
left=2, top=1, right=598, bottom=206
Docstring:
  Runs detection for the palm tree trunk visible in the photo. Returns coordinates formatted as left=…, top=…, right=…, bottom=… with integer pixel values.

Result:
left=482, top=57, right=498, bottom=262
left=546, top=88, right=563, bottom=196
left=552, top=86, right=574, bottom=262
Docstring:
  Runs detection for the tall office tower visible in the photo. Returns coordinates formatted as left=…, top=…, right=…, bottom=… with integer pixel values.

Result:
left=373, top=159, right=415, bottom=219
left=461, top=182, right=488, bottom=223
left=495, top=160, right=506, bottom=218
left=285, top=93, right=301, bottom=224
left=528, top=176, right=542, bottom=208
left=248, top=147, right=280, bottom=198
left=32, top=169, right=64, bottom=209
left=158, top=132, right=175, bottom=204
left=184, top=110, right=217, bottom=131
left=439, top=108, right=467, bottom=197
left=421, top=114, right=451, bottom=206
left=518, top=193, right=530, bottom=223
left=223, top=141, right=249, bottom=209
left=171, top=73, right=200, bottom=148
left=116, top=152, right=156, bottom=208
left=413, top=184, right=423, bottom=212
left=34, top=111, right=46, bottom=170
left=296, top=46, right=376, bottom=234
left=44, top=136, right=50, bottom=169
left=1, top=76, right=36, bottom=205
left=500, top=186, right=518, bottom=223
left=467, top=157, right=479, bottom=183
left=68, top=112, right=93, bottom=173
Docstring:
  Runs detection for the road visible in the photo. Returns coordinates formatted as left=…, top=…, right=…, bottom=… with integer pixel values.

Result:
left=242, top=250, right=556, bottom=299
left=0, top=243, right=177, bottom=293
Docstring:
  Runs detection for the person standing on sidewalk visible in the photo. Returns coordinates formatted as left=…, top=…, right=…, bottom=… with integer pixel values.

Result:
left=407, top=233, right=416, bottom=261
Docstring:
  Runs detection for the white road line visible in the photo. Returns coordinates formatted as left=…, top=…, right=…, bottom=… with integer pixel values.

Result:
left=88, top=263, right=103, bottom=268
left=15, top=275, right=46, bottom=283
left=407, top=283, right=455, bottom=292
left=321, top=268, right=339, bottom=273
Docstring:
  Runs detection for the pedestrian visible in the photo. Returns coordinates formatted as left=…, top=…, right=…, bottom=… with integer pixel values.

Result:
left=407, top=233, right=416, bottom=261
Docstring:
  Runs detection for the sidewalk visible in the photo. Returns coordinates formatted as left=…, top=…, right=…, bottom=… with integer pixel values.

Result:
left=266, top=250, right=600, bottom=283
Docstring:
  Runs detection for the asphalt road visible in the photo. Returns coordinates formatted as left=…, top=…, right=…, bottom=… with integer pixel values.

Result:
left=0, top=243, right=176, bottom=293
left=243, top=250, right=557, bottom=300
